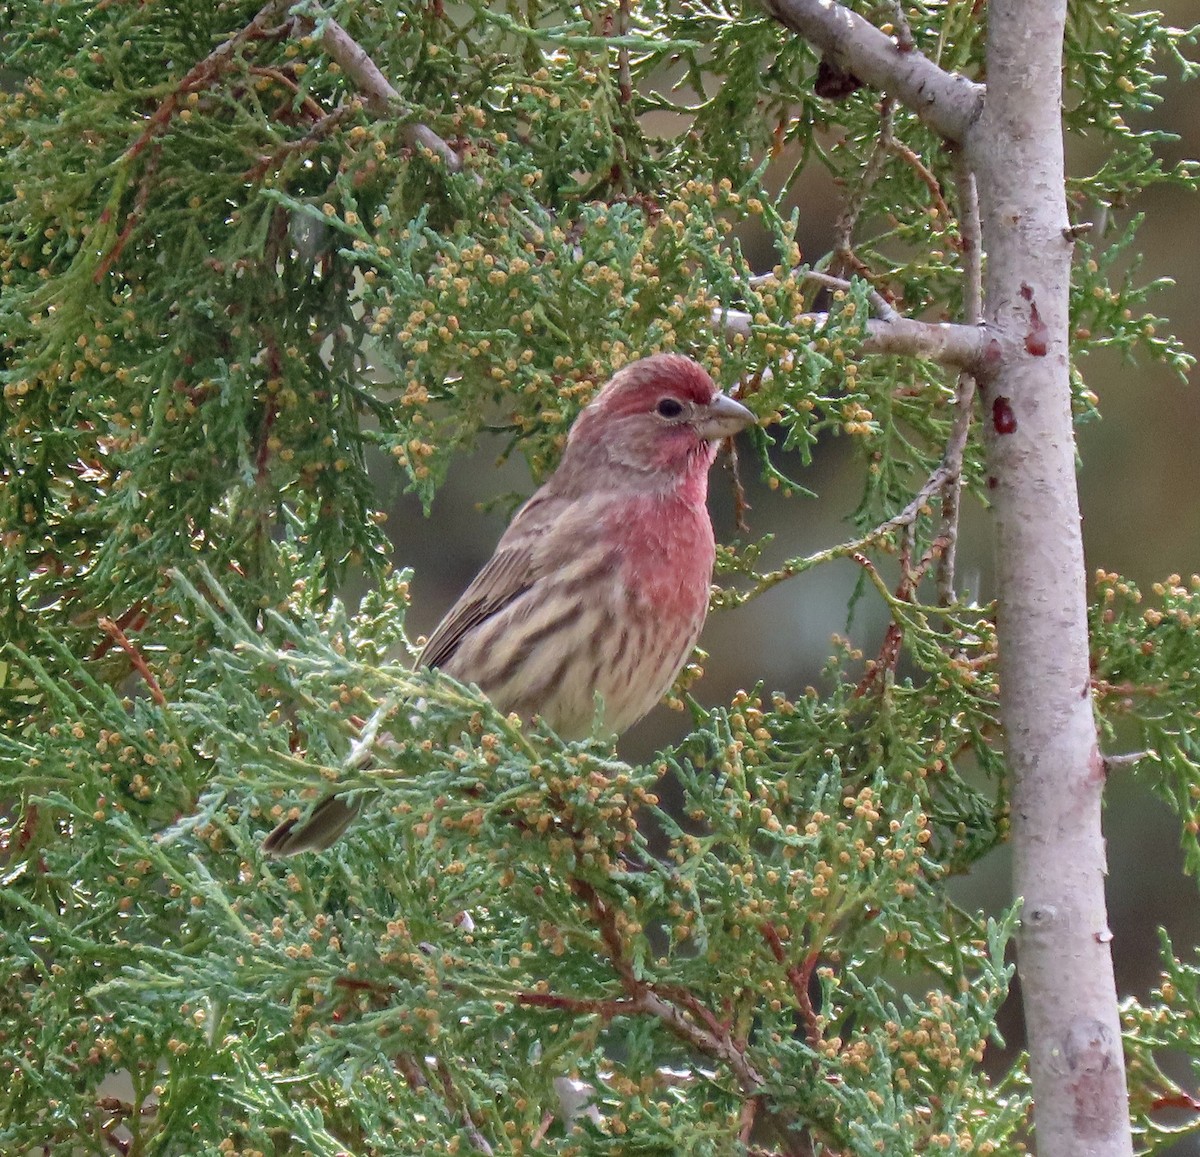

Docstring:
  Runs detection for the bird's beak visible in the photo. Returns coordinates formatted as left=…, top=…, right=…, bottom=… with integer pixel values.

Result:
left=695, top=393, right=757, bottom=441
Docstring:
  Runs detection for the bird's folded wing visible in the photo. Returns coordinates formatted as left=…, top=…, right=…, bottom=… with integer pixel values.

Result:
left=418, top=490, right=570, bottom=671
left=418, top=546, right=536, bottom=670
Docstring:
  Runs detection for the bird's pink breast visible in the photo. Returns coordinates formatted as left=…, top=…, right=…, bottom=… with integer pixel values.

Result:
left=589, top=475, right=716, bottom=731
left=610, top=487, right=715, bottom=620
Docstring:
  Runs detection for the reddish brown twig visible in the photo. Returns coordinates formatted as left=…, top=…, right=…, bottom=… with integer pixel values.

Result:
left=517, top=991, right=639, bottom=1019
left=882, top=136, right=956, bottom=246
left=543, top=870, right=814, bottom=1156
left=850, top=508, right=952, bottom=698
left=570, top=875, right=644, bottom=987
left=433, top=1057, right=495, bottom=1156
left=95, top=0, right=295, bottom=281
left=854, top=621, right=905, bottom=699
left=11, top=804, right=39, bottom=854
left=1150, top=1089, right=1200, bottom=1112
left=90, top=602, right=148, bottom=661
left=93, top=143, right=161, bottom=283
left=247, top=65, right=326, bottom=120
left=726, top=437, right=751, bottom=534
left=395, top=1052, right=427, bottom=1090
left=739, top=1094, right=762, bottom=1145
left=332, top=975, right=396, bottom=996
left=255, top=336, right=283, bottom=482
left=243, top=103, right=359, bottom=183
left=760, top=923, right=825, bottom=1050
left=120, top=0, right=292, bottom=165
left=830, top=98, right=894, bottom=289
left=850, top=553, right=905, bottom=697
left=95, top=1093, right=159, bottom=1156
left=654, top=979, right=737, bottom=1041
left=726, top=370, right=763, bottom=534
left=568, top=876, right=755, bottom=1070
left=103, top=1129, right=130, bottom=1155
left=97, top=617, right=166, bottom=705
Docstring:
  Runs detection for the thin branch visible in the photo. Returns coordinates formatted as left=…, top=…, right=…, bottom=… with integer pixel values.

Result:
left=884, top=0, right=915, bottom=53
left=1150, top=1090, right=1200, bottom=1112
left=759, top=0, right=983, bottom=143
left=633, top=988, right=770, bottom=1093
left=97, top=0, right=347, bottom=279
left=94, top=144, right=161, bottom=282
left=89, top=602, right=148, bottom=661
left=739, top=1096, right=762, bottom=1146
left=97, top=0, right=293, bottom=278
left=97, top=617, right=166, bottom=706
left=715, top=461, right=958, bottom=609
left=556, top=876, right=810, bottom=1155
left=800, top=268, right=900, bottom=322
left=936, top=153, right=983, bottom=603
left=515, top=984, right=806, bottom=1156
left=432, top=1058, right=495, bottom=1156
left=517, top=991, right=639, bottom=1018
left=851, top=551, right=911, bottom=695
left=715, top=305, right=991, bottom=372
left=748, top=266, right=897, bottom=320
left=103, top=1129, right=130, bottom=1156
left=516, top=953, right=761, bottom=1088
left=833, top=97, right=894, bottom=278
left=1102, top=750, right=1148, bottom=772
left=243, top=103, right=359, bottom=183
left=760, top=924, right=824, bottom=1050
left=857, top=314, right=992, bottom=367
left=880, top=112, right=954, bottom=240
left=248, top=64, right=327, bottom=120
left=299, top=14, right=463, bottom=171
left=572, top=877, right=640, bottom=989
left=116, top=0, right=293, bottom=166
left=726, top=436, right=751, bottom=533
left=616, top=0, right=633, bottom=104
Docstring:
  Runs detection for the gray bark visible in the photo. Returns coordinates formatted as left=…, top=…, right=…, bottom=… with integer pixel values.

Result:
left=762, top=0, right=1136, bottom=1151
left=967, top=0, right=1133, bottom=1151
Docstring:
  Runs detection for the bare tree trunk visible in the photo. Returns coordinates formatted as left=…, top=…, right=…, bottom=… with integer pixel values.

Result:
left=761, top=0, right=1135, bottom=1151
left=970, top=1, right=1133, bottom=1152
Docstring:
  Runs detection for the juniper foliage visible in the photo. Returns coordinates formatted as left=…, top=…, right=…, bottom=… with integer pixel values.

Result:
left=1, top=1, right=1198, bottom=1153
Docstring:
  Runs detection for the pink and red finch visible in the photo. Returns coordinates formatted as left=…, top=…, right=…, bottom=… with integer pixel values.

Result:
left=263, top=353, right=756, bottom=855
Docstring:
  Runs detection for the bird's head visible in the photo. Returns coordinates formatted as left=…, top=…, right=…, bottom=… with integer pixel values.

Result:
left=561, top=354, right=756, bottom=485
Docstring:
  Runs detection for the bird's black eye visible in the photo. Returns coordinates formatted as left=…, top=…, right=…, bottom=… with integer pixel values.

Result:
left=655, top=397, right=685, bottom=419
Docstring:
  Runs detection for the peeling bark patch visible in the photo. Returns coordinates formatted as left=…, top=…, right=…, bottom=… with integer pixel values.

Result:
left=1025, top=300, right=1048, bottom=356
left=1063, top=1019, right=1124, bottom=1139
left=992, top=395, right=1017, bottom=435
left=814, top=57, right=864, bottom=98
left=1017, top=282, right=1048, bottom=355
